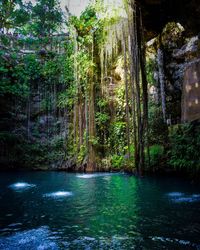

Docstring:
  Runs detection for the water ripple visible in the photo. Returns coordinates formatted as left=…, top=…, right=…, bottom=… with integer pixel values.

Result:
left=0, top=227, right=59, bottom=250
left=167, top=192, right=200, bottom=203
left=43, top=191, right=73, bottom=199
left=9, top=182, right=36, bottom=192
left=76, top=173, right=114, bottom=179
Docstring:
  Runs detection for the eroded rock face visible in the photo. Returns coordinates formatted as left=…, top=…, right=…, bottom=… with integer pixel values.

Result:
left=173, top=36, right=200, bottom=61
left=182, top=61, right=200, bottom=122
left=168, top=36, right=200, bottom=92
left=168, top=36, right=200, bottom=122
left=147, top=20, right=200, bottom=124
left=141, top=0, right=200, bottom=124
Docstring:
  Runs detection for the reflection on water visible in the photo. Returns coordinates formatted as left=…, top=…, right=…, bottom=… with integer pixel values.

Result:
left=0, top=227, right=59, bottom=250
left=43, top=191, right=73, bottom=199
left=167, top=192, right=184, bottom=197
left=0, top=227, right=199, bottom=250
left=0, top=172, right=200, bottom=249
left=9, top=182, right=36, bottom=192
left=76, top=173, right=114, bottom=179
left=151, top=236, right=197, bottom=247
left=167, top=192, right=200, bottom=203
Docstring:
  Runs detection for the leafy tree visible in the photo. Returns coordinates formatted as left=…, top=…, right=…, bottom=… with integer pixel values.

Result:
left=30, top=0, right=63, bottom=37
left=0, top=0, right=30, bottom=33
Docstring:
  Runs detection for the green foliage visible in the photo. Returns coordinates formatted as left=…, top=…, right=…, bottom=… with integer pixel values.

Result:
left=111, top=154, right=124, bottom=169
left=97, top=98, right=109, bottom=109
left=0, top=0, right=30, bottom=31
left=76, top=50, right=94, bottom=83
left=168, top=123, right=200, bottom=172
left=69, top=6, right=97, bottom=38
left=149, top=145, right=164, bottom=167
left=149, top=105, right=168, bottom=145
left=0, top=52, right=38, bottom=97
left=77, top=144, right=87, bottom=164
left=3, top=0, right=187, bottom=174
left=57, top=43, right=75, bottom=109
left=30, top=0, right=63, bottom=36
left=64, top=42, right=75, bottom=83
left=110, top=121, right=126, bottom=154
left=146, top=58, right=156, bottom=85
left=0, top=0, right=70, bottom=170
left=57, top=87, right=75, bottom=109
left=19, top=138, right=65, bottom=168
left=42, top=55, right=66, bottom=85
left=12, top=7, right=30, bottom=29
left=114, top=83, right=127, bottom=121
left=89, top=136, right=99, bottom=146
left=0, top=0, right=63, bottom=36
left=95, top=112, right=110, bottom=129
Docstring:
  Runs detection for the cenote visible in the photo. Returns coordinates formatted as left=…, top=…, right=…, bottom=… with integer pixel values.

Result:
left=1, top=0, right=200, bottom=249
left=0, top=172, right=200, bottom=250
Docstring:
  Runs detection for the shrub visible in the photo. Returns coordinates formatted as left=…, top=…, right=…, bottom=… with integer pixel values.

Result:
left=168, top=123, right=200, bottom=172
left=149, top=144, right=164, bottom=167
left=111, top=154, right=124, bottom=169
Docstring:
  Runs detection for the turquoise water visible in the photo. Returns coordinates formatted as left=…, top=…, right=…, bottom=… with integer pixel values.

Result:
left=0, top=172, right=200, bottom=249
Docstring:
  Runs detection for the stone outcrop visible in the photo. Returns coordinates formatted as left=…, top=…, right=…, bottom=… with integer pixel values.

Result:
left=182, top=60, right=200, bottom=122
left=147, top=21, right=200, bottom=124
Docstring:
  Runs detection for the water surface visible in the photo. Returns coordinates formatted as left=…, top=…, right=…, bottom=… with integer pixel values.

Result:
left=0, top=172, right=200, bottom=249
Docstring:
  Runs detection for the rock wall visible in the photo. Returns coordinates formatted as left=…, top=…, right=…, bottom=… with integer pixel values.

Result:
left=147, top=22, right=200, bottom=124
left=182, top=60, right=200, bottom=122
left=168, top=35, right=200, bottom=123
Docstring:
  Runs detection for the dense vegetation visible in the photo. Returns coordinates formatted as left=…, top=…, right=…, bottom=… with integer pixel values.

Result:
left=0, top=0, right=200, bottom=177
